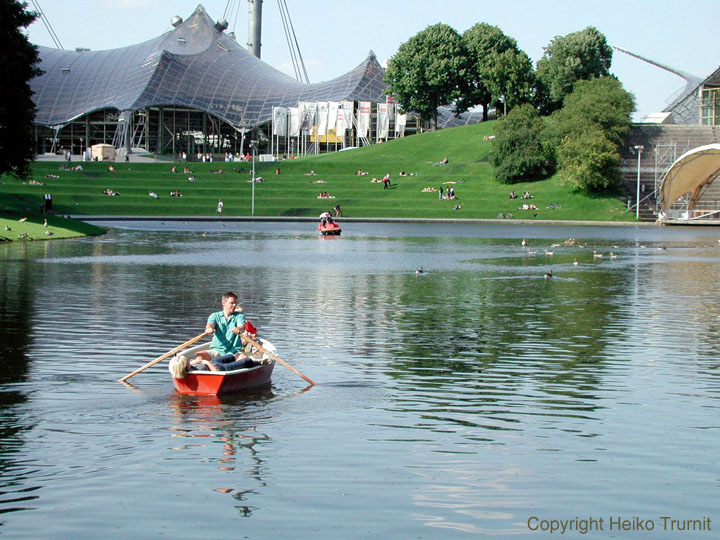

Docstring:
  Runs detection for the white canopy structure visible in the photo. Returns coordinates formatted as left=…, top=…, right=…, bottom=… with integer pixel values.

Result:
left=660, top=144, right=720, bottom=214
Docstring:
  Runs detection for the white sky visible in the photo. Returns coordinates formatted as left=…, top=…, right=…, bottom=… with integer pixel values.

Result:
left=25, top=0, right=720, bottom=122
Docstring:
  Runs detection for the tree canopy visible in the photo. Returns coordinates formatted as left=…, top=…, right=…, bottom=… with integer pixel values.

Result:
left=459, top=23, right=518, bottom=121
left=547, top=77, right=635, bottom=192
left=484, top=48, right=535, bottom=117
left=536, top=26, right=613, bottom=112
left=384, top=24, right=467, bottom=129
left=0, top=0, right=40, bottom=179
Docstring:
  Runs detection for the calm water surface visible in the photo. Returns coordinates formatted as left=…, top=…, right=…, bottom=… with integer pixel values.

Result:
left=1, top=222, right=719, bottom=539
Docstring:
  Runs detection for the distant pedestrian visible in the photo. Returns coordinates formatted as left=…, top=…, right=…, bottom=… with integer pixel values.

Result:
left=383, top=173, right=390, bottom=190
left=216, top=199, right=224, bottom=215
left=439, top=186, right=444, bottom=200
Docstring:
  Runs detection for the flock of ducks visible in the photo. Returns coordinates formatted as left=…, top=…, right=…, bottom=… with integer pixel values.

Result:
left=416, top=238, right=645, bottom=278
left=521, top=237, right=635, bottom=280
left=6, top=216, right=54, bottom=239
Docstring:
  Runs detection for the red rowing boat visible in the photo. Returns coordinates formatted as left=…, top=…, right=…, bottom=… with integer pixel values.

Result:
left=168, top=339, right=276, bottom=395
left=317, top=220, right=341, bottom=235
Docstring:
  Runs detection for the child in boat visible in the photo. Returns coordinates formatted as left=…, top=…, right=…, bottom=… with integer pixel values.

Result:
left=170, top=353, right=255, bottom=378
left=190, top=354, right=257, bottom=372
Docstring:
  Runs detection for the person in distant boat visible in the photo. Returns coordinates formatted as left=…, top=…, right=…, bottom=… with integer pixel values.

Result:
left=194, top=291, right=248, bottom=362
left=319, top=211, right=331, bottom=225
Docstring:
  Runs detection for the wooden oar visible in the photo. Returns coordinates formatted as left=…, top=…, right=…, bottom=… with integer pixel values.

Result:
left=244, top=336, right=316, bottom=386
left=118, top=332, right=210, bottom=383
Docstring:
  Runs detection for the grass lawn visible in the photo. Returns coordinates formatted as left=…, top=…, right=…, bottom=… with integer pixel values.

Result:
left=0, top=210, right=105, bottom=243
left=1, top=122, right=635, bottom=224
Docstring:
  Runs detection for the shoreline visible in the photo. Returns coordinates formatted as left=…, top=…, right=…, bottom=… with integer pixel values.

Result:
left=74, top=215, right=661, bottom=227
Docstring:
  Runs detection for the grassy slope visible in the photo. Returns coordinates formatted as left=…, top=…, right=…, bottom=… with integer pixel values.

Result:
left=0, top=122, right=634, bottom=222
left=0, top=210, right=105, bottom=243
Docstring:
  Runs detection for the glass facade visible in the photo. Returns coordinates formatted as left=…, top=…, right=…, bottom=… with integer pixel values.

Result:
left=701, top=87, right=720, bottom=125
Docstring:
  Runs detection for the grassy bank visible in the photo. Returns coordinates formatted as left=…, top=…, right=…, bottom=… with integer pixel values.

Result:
left=0, top=210, right=106, bottom=243
left=1, top=122, right=634, bottom=222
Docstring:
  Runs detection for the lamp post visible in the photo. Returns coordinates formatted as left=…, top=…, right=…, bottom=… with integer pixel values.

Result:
left=250, top=140, right=257, bottom=216
left=634, top=145, right=644, bottom=219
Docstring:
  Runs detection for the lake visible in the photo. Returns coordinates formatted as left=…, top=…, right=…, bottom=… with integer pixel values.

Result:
left=1, top=221, right=718, bottom=539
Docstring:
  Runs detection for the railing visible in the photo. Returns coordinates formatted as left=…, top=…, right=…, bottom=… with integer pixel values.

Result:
left=689, top=209, right=720, bottom=220
left=629, top=189, right=657, bottom=215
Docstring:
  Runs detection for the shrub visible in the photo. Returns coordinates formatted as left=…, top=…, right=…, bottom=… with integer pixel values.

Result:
left=489, top=104, right=551, bottom=183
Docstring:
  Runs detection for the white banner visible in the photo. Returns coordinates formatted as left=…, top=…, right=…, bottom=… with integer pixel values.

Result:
left=272, top=107, right=287, bottom=136
left=317, top=102, right=329, bottom=135
left=338, top=101, right=354, bottom=134
left=377, top=103, right=389, bottom=141
left=357, top=101, right=371, bottom=138
left=305, top=102, right=317, bottom=132
left=336, top=108, right=347, bottom=135
left=327, top=102, right=339, bottom=135
left=299, top=102, right=312, bottom=132
left=395, top=112, right=407, bottom=136
left=289, top=107, right=301, bottom=137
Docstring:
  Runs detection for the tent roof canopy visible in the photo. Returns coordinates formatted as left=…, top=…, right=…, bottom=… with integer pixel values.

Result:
left=660, top=143, right=720, bottom=211
left=30, top=5, right=388, bottom=130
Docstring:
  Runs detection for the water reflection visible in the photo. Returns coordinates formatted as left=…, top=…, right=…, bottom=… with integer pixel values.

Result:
left=167, top=390, right=274, bottom=517
left=0, top=222, right=719, bottom=538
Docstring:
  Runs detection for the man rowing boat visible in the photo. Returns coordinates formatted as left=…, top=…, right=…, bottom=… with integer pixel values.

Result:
left=193, top=291, right=251, bottom=367
left=170, top=292, right=259, bottom=376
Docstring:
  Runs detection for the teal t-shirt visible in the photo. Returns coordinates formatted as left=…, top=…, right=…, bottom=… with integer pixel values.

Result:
left=207, top=310, right=247, bottom=354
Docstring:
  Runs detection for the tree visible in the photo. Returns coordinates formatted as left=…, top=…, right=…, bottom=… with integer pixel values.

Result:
left=0, top=1, right=41, bottom=179
left=545, top=77, right=634, bottom=193
left=544, top=77, right=634, bottom=154
left=484, top=48, right=535, bottom=116
left=489, top=103, right=551, bottom=183
left=557, top=129, right=621, bottom=193
left=536, top=26, right=612, bottom=112
left=384, top=24, right=467, bottom=129
left=460, top=23, right=517, bottom=121
left=558, top=77, right=635, bottom=146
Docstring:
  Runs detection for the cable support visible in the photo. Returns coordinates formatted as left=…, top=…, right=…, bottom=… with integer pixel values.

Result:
left=277, top=0, right=309, bottom=83
left=29, top=0, right=64, bottom=49
left=282, top=0, right=309, bottom=83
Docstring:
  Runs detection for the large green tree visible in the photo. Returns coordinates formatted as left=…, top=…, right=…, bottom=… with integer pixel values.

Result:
left=460, top=23, right=517, bottom=121
left=384, top=24, right=467, bottom=129
left=546, top=77, right=635, bottom=193
left=536, top=26, right=612, bottom=112
left=484, top=48, right=535, bottom=117
left=0, top=0, right=40, bottom=179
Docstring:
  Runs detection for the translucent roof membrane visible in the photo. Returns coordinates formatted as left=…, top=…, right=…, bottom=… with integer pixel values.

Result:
left=31, top=5, right=388, bottom=129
